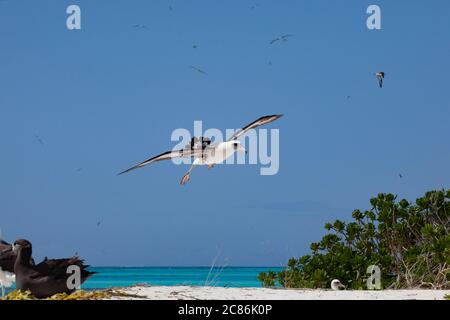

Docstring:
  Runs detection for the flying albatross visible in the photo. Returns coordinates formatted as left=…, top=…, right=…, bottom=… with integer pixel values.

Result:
left=119, top=114, right=283, bottom=185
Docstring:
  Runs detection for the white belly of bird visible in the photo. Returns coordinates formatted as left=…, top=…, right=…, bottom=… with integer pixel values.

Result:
left=204, top=142, right=235, bottom=165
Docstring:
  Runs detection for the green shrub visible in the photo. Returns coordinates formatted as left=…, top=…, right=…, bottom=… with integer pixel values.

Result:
left=259, top=189, right=450, bottom=289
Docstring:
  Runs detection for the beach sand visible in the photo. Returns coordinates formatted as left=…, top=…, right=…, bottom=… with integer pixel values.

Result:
left=110, top=285, right=450, bottom=300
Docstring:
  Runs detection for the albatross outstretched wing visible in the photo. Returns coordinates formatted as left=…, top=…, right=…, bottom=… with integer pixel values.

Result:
left=228, top=114, right=283, bottom=141
left=118, top=148, right=205, bottom=175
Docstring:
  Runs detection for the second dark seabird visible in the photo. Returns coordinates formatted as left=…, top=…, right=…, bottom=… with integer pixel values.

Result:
left=1, top=239, right=21, bottom=273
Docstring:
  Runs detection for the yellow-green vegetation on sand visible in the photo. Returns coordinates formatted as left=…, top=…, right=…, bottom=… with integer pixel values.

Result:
left=1, top=290, right=36, bottom=300
left=1, top=289, right=142, bottom=300
left=45, top=289, right=129, bottom=300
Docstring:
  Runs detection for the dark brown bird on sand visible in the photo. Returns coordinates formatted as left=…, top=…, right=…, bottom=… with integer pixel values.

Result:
left=13, top=239, right=95, bottom=298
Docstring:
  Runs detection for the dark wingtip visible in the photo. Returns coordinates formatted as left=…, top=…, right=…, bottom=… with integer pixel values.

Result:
left=117, top=166, right=137, bottom=176
left=270, top=114, right=283, bottom=120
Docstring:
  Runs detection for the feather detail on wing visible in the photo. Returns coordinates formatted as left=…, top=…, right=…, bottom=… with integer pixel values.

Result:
left=228, top=114, right=283, bottom=141
left=118, top=148, right=205, bottom=175
left=33, top=257, right=96, bottom=280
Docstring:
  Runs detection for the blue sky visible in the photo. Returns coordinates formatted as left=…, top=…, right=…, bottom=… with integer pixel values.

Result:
left=0, top=0, right=449, bottom=266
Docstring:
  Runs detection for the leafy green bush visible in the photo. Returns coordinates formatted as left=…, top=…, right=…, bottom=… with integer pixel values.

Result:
left=259, top=190, right=450, bottom=289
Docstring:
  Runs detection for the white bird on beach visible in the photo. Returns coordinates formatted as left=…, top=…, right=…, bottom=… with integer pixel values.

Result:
left=331, top=279, right=345, bottom=291
left=0, top=268, right=15, bottom=297
left=119, top=114, right=283, bottom=185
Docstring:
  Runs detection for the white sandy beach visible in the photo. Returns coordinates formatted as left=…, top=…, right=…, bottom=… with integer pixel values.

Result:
left=111, top=286, right=450, bottom=300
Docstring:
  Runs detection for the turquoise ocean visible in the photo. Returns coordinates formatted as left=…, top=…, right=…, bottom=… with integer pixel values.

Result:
left=3, top=267, right=283, bottom=294
left=83, top=267, right=283, bottom=289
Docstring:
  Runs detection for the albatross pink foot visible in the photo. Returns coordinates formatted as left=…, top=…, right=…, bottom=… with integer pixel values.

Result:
left=180, top=173, right=190, bottom=185
left=208, top=164, right=215, bottom=170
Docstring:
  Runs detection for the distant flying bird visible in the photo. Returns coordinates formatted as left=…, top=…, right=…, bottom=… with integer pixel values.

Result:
left=375, top=72, right=385, bottom=88
left=331, top=279, right=345, bottom=290
left=12, top=239, right=96, bottom=299
left=132, top=24, right=149, bottom=30
left=270, top=34, right=293, bottom=45
left=119, top=115, right=283, bottom=185
left=189, top=65, right=208, bottom=75
left=34, top=134, right=44, bottom=146
left=399, top=173, right=403, bottom=178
